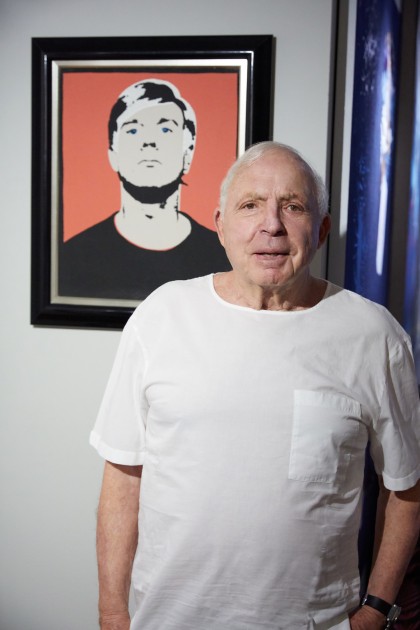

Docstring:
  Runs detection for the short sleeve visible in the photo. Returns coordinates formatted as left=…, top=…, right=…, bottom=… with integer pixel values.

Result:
left=370, top=338, right=420, bottom=491
left=89, top=316, right=148, bottom=465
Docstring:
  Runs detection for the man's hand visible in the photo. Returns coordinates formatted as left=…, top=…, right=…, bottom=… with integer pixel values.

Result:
left=99, top=610, right=131, bottom=630
left=349, top=605, right=386, bottom=630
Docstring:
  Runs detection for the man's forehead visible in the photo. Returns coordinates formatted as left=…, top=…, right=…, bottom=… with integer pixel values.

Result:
left=116, top=100, right=184, bottom=130
left=229, top=154, right=312, bottom=196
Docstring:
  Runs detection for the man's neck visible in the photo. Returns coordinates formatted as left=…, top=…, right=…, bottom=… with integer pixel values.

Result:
left=213, top=272, right=327, bottom=311
left=114, top=187, right=192, bottom=250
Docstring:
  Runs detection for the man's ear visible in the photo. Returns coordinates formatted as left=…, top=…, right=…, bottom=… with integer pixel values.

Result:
left=214, top=208, right=225, bottom=246
left=317, top=213, right=331, bottom=249
left=108, top=148, right=119, bottom=173
left=182, top=146, right=194, bottom=175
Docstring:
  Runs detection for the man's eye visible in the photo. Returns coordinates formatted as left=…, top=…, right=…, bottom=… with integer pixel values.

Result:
left=285, top=203, right=301, bottom=213
left=243, top=202, right=257, bottom=210
left=126, top=128, right=138, bottom=135
left=161, top=127, right=172, bottom=134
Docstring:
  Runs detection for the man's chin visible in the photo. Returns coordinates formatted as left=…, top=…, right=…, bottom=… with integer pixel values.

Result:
left=120, top=173, right=184, bottom=205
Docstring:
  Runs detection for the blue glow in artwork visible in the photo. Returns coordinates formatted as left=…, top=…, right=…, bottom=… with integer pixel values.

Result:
left=345, top=0, right=401, bottom=305
left=347, top=0, right=403, bottom=598
left=404, top=7, right=420, bottom=382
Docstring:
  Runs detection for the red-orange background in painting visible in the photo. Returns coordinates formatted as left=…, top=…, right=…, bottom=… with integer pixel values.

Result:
left=62, top=71, right=239, bottom=241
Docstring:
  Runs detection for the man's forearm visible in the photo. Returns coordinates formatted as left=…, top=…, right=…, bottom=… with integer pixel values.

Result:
left=97, top=461, right=142, bottom=628
left=350, top=479, right=420, bottom=629
left=367, top=479, right=420, bottom=602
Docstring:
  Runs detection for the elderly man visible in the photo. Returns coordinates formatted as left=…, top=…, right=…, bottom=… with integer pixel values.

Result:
left=91, top=142, right=420, bottom=630
left=60, top=78, right=229, bottom=301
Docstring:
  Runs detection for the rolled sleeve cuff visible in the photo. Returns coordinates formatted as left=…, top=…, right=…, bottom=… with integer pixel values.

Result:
left=382, top=466, right=420, bottom=492
left=89, top=430, right=146, bottom=466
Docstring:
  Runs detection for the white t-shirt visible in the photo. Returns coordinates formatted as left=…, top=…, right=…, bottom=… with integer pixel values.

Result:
left=90, top=276, right=420, bottom=630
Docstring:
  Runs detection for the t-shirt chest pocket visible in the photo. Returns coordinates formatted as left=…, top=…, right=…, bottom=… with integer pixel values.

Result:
left=289, top=390, right=366, bottom=484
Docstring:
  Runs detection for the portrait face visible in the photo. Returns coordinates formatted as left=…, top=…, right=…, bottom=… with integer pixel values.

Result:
left=214, top=150, right=330, bottom=294
left=108, top=102, right=190, bottom=188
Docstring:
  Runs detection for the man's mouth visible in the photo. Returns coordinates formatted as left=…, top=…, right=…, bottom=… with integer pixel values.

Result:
left=138, top=159, right=161, bottom=166
left=254, top=251, right=288, bottom=257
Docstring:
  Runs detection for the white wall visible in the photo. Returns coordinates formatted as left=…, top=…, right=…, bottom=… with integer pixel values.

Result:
left=0, top=1, right=334, bottom=628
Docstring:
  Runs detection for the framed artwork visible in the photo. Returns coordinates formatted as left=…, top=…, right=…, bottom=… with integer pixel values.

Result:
left=344, top=0, right=401, bottom=306
left=31, top=35, right=274, bottom=329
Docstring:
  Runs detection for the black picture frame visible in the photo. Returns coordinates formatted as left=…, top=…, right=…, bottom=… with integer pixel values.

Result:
left=31, top=35, right=274, bottom=329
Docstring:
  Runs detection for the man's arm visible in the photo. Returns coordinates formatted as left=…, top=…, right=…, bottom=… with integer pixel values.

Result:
left=96, top=461, right=142, bottom=630
left=350, top=478, right=420, bottom=629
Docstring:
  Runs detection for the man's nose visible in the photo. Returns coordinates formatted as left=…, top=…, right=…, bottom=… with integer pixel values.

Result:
left=141, top=141, right=157, bottom=149
left=261, top=203, right=286, bottom=236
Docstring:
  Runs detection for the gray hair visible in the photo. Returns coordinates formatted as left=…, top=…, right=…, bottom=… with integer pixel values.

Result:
left=218, top=141, right=329, bottom=219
